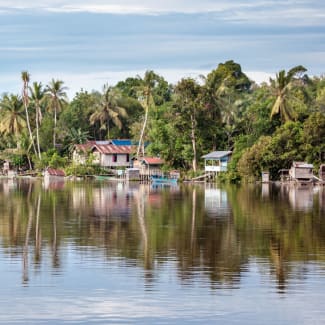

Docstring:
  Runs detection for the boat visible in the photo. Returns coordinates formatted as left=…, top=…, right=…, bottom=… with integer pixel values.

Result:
left=151, top=174, right=178, bottom=184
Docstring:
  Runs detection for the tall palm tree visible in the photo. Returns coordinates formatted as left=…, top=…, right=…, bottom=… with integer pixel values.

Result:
left=270, top=65, right=307, bottom=122
left=89, top=85, right=127, bottom=139
left=45, top=79, right=68, bottom=148
left=0, top=94, right=26, bottom=144
left=21, top=71, right=37, bottom=157
left=29, top=82, right=45, bottom=159
left=136, top=71, right=157, bottom=157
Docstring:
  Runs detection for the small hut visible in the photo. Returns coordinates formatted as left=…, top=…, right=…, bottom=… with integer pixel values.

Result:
left=44, top=168, right=65, bottom=180
left=262, top=171, right=270, bottom=183
left=202, top=151, right=232, bottom=173
left=289, top=162, right=314, bottom=182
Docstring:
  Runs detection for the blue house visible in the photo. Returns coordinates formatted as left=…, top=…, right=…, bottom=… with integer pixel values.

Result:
left=202, top=151, right=232, bottom=173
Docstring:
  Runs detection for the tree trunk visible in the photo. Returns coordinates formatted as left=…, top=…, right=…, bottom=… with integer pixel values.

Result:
left=53, top=105, right=57, bottom=148
left=23, top=97, right=37, bottom=158
left=191, top=114, right=197, bottom=172
left=137, top=96, right=149, bottom=158
left=36, top=107, right=41, bottom=159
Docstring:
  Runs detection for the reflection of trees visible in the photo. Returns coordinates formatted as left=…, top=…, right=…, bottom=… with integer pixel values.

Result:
left=0, top=180, right=324, bottom=291
left=228, top=183, right=325, bottom=292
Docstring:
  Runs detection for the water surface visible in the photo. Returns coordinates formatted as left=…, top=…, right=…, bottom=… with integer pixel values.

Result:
left=0, top=179, right=324, bottom=324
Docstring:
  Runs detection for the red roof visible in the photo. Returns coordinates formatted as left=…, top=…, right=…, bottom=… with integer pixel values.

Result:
left=46, top=168, right=65, bottom=176
left=143, top=157, right=164, bottom=165
left=95, top=144, right=132, bottom=154
left=75, top=143, right=132, bottom=154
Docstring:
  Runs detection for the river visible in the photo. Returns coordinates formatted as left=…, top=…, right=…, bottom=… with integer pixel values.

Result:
left=0, top=179, right=324, bottom=324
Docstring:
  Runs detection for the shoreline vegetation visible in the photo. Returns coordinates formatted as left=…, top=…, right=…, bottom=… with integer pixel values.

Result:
left=0, top=60, right=324, bottom=182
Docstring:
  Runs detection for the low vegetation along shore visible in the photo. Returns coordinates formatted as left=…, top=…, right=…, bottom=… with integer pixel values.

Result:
left=0, top=61, right=324, bottom=182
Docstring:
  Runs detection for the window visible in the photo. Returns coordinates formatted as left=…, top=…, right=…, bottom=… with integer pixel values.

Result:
left=126, top=154, right=130, bottom=162
left=113, top=154, right=117, bottom=162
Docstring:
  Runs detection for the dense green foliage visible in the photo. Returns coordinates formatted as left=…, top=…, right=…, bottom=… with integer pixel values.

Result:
left=0, top=61, right=324, bottom=180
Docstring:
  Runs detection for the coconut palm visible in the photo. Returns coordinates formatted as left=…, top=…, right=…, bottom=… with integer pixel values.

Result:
left=45, top=79, right=68, bottom=148
left=270, top=65, right=307, bottom=122
left=136, top=71, right=157, bottom=157
left=0, top=94, right=26, bottom=140
left=21, top=71, right=37, bottom=157
left=29, top=82, right=45, bottom=159
left=89, top=85, right=127, bottom=139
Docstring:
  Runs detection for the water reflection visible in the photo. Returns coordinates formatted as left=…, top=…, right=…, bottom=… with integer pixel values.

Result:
left=204, top=184, right=231, bottom=218
left=0, top=179, right=324, bottom=294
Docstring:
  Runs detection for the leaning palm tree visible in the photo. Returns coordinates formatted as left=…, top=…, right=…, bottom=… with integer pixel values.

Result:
left=29, top=82, right=45, bottom=159
left=45, top=79, right=68, bottom=148
left=21, top=71, right=37, bottom=157
left=136, top=71, right=157, bottom=158
left=89, top=85, right=128, bottom=139
left=270, top=65, right=307, bottom=122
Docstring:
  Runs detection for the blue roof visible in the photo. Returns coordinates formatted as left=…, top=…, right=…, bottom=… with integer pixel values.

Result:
left=111, top=139, right=133, bottom=146
left=202, top=151, right=232, bottom=159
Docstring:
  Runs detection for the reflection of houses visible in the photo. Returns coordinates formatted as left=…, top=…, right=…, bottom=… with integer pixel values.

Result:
left=319, top=164, right=325, bottom=181
left=43, top=168, right=65, bottom=190
left=204, top=185, right=231, bottom=218
left=288, top=186, right=314, bottom=211
left=72, top=184, right=135, bottom=219
left=202, top=151, right=232, bottom=174
left=132, top=157, right=164, bottom=176
left=73, top=140, right=132, bottom=168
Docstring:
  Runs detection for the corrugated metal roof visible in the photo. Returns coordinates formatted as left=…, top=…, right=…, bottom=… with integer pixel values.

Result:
left=111, top=139, right=133, bottom=146
left=292, top=161, right=313, bottom=168
left=143, top=157, right=164, bottom=165
left=202, top=151, right=232, bottom=159
left=95, top=144, right=132, bottom=154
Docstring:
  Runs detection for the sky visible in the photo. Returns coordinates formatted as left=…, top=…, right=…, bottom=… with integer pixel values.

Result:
left=0, top=0, right=325, bottom=98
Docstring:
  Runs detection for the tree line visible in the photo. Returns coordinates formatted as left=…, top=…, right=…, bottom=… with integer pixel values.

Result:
left=0, top=60, right=324, bottom=180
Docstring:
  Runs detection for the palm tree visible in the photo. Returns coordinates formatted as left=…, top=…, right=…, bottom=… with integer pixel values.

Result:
left=45, top=79, right=68, bottom=148
left=29, top=82, right=45, bottom=159
left=21, top=71, right=37, bottom=157
left=0, top=94, right=26, bottom=143
left=89, top=85, right=127, bottom=139
left=136, top=71, right=157, bottom=157
left=270, top=65, right=307, bottom=122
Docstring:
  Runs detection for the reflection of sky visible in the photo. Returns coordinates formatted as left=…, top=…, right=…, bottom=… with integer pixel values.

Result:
left=1, top=248, right=325, bottom=324
left=1, top=0, right=325, bottom=97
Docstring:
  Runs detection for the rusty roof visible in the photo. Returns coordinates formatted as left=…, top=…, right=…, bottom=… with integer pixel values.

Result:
left=142, top=157, right=164, bottom=165
left=94, top=144, right=132, bottom=154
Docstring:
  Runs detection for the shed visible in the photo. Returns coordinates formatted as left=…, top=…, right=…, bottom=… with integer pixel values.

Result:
left=132, top=157, right=164, bottom=176
left=289, top=162, right=314, bottom=181
left=202, top=151, right=232, bottom=173
left=262, top=171, right=270, bottom=183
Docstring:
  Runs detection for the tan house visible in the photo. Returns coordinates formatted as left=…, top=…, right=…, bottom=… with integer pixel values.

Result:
left=289, top=162, right=314, bottom=182
left=132, top=157, right=164, bottom=176
left=73, top=141, right=132, bottom=168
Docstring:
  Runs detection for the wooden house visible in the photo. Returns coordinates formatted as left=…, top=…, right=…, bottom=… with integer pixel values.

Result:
left=73, top=141, right=133, bottom=168
left=289, top=162, right=314, bottom=182
left=132, top=157, right=164, bottom=176
left=202, top=151, right=232, bottom=173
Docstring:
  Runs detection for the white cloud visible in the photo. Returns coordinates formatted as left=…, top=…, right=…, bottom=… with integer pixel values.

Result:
left=0, top=0, right=323, bottom=23
left=0, top=68, right=273, bottom=99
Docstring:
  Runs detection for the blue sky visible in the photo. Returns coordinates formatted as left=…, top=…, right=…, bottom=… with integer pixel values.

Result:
left=1, top=0, right=325, bottom=98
